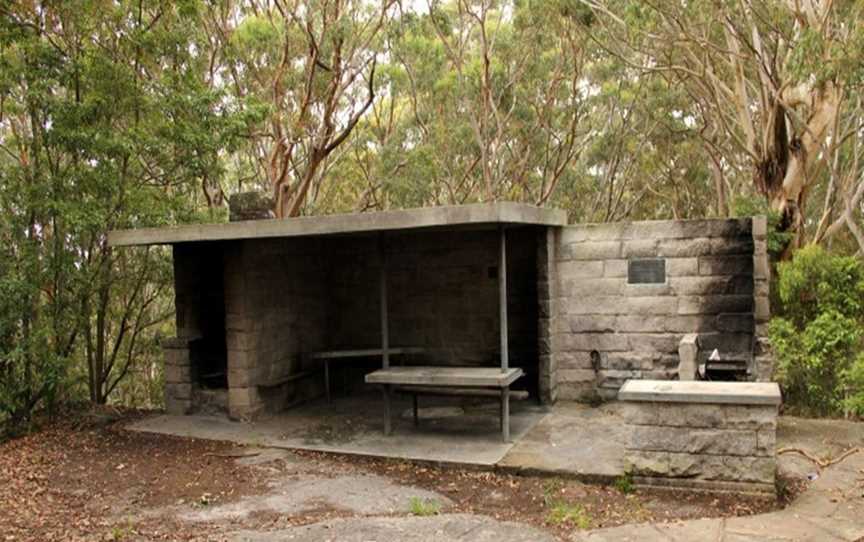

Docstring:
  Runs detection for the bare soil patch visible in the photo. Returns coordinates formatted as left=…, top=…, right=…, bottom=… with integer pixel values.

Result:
left=0, top=409, right=782, bottom=541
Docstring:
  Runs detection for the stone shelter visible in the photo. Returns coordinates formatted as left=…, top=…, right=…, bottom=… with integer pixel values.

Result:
left=108, top=202, right=771, bottom=425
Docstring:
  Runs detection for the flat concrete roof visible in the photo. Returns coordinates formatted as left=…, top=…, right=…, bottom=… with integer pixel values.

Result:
left=108, top=202, right=567, bottom=247
left=618, top=380, right=782, bottom=406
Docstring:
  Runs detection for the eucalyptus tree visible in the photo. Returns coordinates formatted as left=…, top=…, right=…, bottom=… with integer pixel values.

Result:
left=582, top=0, right=864, bottom=251
left=0, top=0, right=240, bottom=423
left=205, top=0, right=397, bottom=217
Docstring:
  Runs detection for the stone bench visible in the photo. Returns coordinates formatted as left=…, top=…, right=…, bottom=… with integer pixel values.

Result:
left=618, top=379, right=781, bottom=494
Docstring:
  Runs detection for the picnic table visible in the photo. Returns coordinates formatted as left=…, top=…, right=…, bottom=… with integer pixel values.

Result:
left=364, top=227, right=523, bottom=442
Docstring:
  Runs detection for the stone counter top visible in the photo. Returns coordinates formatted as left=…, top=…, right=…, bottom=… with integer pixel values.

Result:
left=618, top=380, right=781, bottom=406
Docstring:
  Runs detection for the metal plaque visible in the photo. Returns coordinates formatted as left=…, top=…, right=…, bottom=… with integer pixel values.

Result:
left=628, top=258, right=666, bottom=284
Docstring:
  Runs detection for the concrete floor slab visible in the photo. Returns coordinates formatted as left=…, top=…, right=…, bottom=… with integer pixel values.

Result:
left=498, top=402, right=627, bottom=480
left=128, top=393, right=547, bottom=467
left=228, top=513, right=558, bottom=542
left=180, top=474, right=452, bottom=522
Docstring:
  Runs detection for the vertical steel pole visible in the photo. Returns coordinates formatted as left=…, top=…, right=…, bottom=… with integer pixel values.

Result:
left=499, top=227, right=508, bottom=371
left=380, top=236, right=390, bottom=369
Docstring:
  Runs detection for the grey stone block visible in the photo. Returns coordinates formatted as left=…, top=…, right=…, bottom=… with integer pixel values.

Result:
left=678, top=333, right=699, bottom=380
left=562, top=278, right=623, bottom=297
left=752, top=215, right=767, bottom=237
left=628, top=425, right=766, bottom=456
left=753, top=254, right=770, bottom=280
left=755, top=296, right=770, bottom=321
left=164, top=396, right=192, bottom=415
left=603, top=353, right=656, bottom=371
left=698, top=256, right=753, bottom=276
left=618, top=380, right=782, bottom=406
left=666, top=258, right=699, bottom=277
left=556, top=350, right=595, bottom=370
left=678, top=295, right=753, bottom=315
left=561, top=332, right=630, bottom=352
left=622, top=283, right=672, bottom=296
left=716, top=313, right=755, bottom=333
left=603, top=259, right=628, bottom=278
left=558, top=369, right=597, bottom=383
left=722, top=405, right=777, bottom=429
left=709, top=237, right=755, bottom=255
left=626, top=450, right=774, bottom=484
left=556, top=260, right=604, bottom=278
left=657, top=403, right=725, bottom=428
left=559, top=223, right=627, bottom=243
left=164, top=363, right=191, bottom=384
left=628, top=333, right=681, bottom=354
left=657, top=238, right=712, bottom=258
left=670, top=276, right=753, bottom=296
left=566, top=315, right=617, bottom=333
left=562, top=241, right=622, bottom=260
left=165, top=382, right=192, bottom=401
left=621, top=239, right=660, bottom=258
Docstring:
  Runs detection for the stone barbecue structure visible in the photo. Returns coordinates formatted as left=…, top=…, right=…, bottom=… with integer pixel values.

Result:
left=619, top=380, right=781, bottom=494
left=108, top=203, right=773, bottom=421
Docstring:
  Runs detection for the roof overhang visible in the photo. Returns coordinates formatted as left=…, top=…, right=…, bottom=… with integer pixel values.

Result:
left=108, top=202, right=567, bottom=247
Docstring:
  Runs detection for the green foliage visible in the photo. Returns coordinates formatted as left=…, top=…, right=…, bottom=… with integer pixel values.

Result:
left=613, top=473, right=634, bottom=495
left=408, top=497, right=441, bottom=516
left=546, top=501, right=591, bottom=529
left=732, top=197, right=793, bottom=256
left=0, top=1, right=242, bottom=429
left=769, top=246, right=864, bottom=416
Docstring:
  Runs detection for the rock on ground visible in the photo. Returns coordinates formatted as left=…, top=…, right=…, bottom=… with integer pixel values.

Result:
left=228, top=513, right=558, bottom=542
left=181, top=474, right=452, bottom=522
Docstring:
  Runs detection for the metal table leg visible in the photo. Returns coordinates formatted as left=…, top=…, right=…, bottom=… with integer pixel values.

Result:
left=383, top=384, right=392, bottom=435
left=501, top=387, right=510, bottom=442
left=324, top=360, right=331, bottom=403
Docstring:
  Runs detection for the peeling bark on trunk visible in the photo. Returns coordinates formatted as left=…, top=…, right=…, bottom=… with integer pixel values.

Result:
left=754, top=83, right=840, bottom=252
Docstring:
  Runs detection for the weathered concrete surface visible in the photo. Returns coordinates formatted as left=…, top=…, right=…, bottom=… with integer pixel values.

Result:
left=228, top=514, right=558, bottom=542
left=182, top=474, right=451, bottom=522
left=777, top=416, right=864, bottom=479
left=618, top=380, right=781, bottom=405
left=497, top=402, right=627, bottom=479
left=572, top=419, right=864, bottom=542
left=108, top=202, right=566, bottom=246
left=127, top=394, right=546, bottom=466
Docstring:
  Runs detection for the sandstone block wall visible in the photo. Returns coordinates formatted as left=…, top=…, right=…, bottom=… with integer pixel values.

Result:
left=166, top=225, right=551, bottom=419
left=223, top=237, right=329, bottom=419
left=621, top=395, right=779, bottom=493
left=751, top=216, right=773, bottom=381
left=553, top=218, right=758, bottom=400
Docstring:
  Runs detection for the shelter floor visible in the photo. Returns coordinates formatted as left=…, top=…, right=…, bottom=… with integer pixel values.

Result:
left=127, top=394, right=628, bottom=477
left=126, top=397, right=850, bottom=484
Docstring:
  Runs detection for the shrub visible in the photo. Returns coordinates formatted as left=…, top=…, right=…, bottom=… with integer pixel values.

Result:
left=769, top=246, right=864, bottom=416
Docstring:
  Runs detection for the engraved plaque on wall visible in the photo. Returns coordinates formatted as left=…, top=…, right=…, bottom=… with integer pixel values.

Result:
left=628, top=258, right=666, bottom=284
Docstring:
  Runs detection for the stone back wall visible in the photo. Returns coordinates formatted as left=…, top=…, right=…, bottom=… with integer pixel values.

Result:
left=553, top=218, right=757, bottom=400
left=224, top=237, right=329, bottom=418
left=326, top=228, right=539, bottom=378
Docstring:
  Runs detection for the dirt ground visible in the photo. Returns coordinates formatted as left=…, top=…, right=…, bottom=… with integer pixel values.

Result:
left=0, top=407, right=794, bottom=542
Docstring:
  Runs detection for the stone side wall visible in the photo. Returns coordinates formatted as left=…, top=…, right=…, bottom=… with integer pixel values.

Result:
left=751, top=217, right=773, bottom=381
left=224, top=238, right=329, bottom=419
left=165, top=243, right=225, bottom=414
left=537, top=228, right=558, bottom=403
left=553, top=218, right=757, bottom=400
left=622, top=400, right=778, bottom=493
